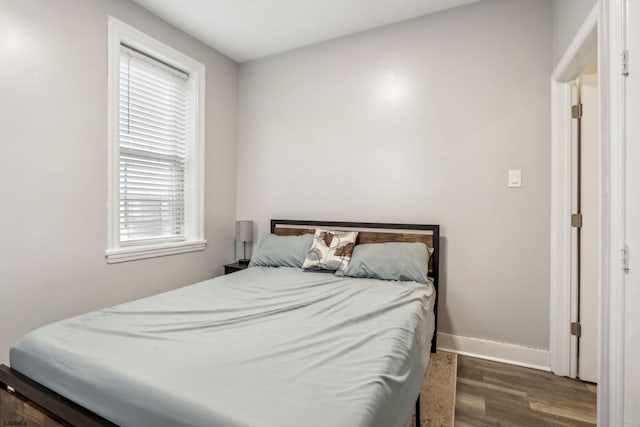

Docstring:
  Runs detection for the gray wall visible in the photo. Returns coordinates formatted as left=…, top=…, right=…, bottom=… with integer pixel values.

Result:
left=552, top=0, right=598, bottom=67
left=0, top=0, right=238, bottom=363
left=237, top=0, right=553, bottom=349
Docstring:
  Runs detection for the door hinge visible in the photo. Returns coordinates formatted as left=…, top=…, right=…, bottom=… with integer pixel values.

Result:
left=622, top=50, right=629, bottom=76
left=571, top=213, right=582, bottom=228
left=571, top=322, right=582, bottom=337
left=621, top=245, right=629, bottom=272
left=571, top=104, right=583, bottom=119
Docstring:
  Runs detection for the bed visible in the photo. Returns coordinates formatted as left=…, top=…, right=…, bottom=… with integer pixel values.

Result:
left=0, top=220, right=440, bottom=427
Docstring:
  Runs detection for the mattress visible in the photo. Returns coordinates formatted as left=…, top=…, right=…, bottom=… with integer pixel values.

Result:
left=10, top=267, right=435, bottom=427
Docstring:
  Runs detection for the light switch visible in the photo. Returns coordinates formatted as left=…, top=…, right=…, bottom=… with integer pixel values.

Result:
left=508, top=170, right=522, bottom=188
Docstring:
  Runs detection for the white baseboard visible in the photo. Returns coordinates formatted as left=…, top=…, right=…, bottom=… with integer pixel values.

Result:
left=436, top=332, right=551, bottom=371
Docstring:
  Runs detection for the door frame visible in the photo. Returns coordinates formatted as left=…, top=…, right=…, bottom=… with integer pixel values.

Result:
left=598, top=0, right=627, bottom=425
left=549, top=0, right=627, bottom=425
left=549, top=2, right=598, bottom=380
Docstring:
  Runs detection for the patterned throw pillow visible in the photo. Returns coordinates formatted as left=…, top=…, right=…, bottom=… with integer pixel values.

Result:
left=302, top=229, right=358, bottom=272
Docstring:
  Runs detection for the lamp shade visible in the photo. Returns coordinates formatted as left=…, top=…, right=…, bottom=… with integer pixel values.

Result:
left=236, top=220, right=253, bottom=242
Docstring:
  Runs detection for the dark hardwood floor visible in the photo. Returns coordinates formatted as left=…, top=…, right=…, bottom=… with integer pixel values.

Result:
left=455, top=355, right=597, bottom=426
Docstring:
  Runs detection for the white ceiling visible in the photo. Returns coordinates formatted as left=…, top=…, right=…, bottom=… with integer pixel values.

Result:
left=130, top=0, right=480, bottom=62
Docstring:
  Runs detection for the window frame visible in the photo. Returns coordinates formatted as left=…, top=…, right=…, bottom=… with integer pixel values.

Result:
left=106, top=17, right=206, bottom=263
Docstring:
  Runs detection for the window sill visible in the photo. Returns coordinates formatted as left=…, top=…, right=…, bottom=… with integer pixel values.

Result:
left=105, top=240, right=207, bottom=264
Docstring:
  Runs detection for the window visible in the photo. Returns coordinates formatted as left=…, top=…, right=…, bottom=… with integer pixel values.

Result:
left=106, top=18, right=205, bottom=263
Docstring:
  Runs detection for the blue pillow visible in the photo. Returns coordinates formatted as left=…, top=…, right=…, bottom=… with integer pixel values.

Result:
left=249, top=233, right=314, bottom=268
left=341, top=242, right=430, bottom=283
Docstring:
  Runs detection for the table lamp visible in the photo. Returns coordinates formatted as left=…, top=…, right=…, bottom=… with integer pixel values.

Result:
left=236, top=220, right=253, bottom=265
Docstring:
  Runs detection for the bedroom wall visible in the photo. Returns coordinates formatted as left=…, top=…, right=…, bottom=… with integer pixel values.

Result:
left=237, top=0, right=552, bottom=355
left=552, top=0, right=598, bottom=67
left=0, top=0, right=237, bottom=363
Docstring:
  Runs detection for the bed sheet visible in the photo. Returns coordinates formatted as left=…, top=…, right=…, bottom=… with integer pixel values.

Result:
left=11, top=267, right=435, bottom=427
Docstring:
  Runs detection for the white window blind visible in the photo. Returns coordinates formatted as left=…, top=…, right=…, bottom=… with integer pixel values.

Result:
left=118, top=45, right=190, bottom=245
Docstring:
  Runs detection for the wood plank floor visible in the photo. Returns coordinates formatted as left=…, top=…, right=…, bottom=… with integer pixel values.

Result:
left=455, top=355, right=597, bottom=426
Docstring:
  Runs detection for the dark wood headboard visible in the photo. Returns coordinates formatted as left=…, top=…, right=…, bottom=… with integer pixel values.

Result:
left=270, top=219, right=440, bottom=353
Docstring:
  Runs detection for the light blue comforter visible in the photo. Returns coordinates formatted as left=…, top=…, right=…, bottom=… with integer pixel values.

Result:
left=11, top=267, right=435, bottom=427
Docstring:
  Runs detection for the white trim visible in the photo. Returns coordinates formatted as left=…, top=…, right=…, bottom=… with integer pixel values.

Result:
left=549, top=80, right=573, bottom=377
left=549, top=2, right=599, bottom=379
left=598, top=0, right=627, bottom=425
left=437, top=333, right=550, bottom=372
left=552, top=4, right=599, bottom=83
left=106, top=17, right=206, bottom=263
left=105, top=240, right=207, bottom=264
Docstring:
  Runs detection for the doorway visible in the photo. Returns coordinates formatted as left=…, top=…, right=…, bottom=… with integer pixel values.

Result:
left=553, top=0, right=632, bottom=425
left=548, top=2, right=599, bottom=380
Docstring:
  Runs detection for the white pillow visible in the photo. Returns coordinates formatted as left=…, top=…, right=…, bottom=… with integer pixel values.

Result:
left=302, top=229, right=358, bottom=272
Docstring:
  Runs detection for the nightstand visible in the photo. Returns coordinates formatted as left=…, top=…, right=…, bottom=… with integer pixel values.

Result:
left=224, top=262, right=249, bottom=274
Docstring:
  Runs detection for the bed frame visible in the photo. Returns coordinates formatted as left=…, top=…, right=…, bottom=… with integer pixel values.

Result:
left=0, top=219, right=440, bottom=427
